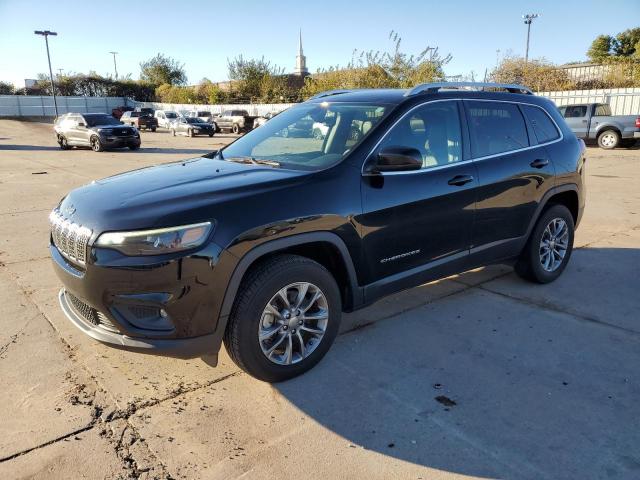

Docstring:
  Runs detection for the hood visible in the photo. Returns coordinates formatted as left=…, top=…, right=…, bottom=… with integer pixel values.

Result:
left=92, top=123, right=133, bottom=130
left=58, top=157, right=308, bottom=232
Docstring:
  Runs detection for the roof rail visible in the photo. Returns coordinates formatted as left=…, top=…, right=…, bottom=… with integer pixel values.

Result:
left=308, top=89, right=354, bottom=100
left=405, top=82, right=533, bottom=96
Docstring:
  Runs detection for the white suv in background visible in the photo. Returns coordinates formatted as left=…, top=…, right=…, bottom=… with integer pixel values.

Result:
left=155, top=110, right=180, bottom=129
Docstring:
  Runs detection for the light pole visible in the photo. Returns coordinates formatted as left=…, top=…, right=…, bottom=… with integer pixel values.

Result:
left=34, top=30, right=58, bottom=117
left=522, top=13, right=540, bottom=63
left=109, top=51, right=119, bottom=79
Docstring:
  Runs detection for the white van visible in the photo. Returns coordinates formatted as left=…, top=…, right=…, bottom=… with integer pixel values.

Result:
left=154, top=110, right=180, bottom=129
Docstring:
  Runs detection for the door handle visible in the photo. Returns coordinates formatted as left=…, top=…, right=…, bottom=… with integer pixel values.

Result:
left=447, top=174, right=474, bottom=186
left=530, top=159, right=549, bottom=169
left=582, top=119, right=588, bottom=124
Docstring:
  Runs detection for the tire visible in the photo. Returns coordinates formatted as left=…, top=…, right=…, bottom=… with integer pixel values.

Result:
left=90, top=136, right=104, bottom=152
left=208, top=133, right=214, bottom=137
left=313, top=128, right=323, bottom=140
left=224, top=254, right=342, bottom=382
left=57, top=135, right=70, bottom=150
left=188, top=129, right=194, bottom=138
left=171, top=129, right=176, bottom=137
left=129, top=144, right=140, bottom=150
left=597, top=129, right=620, bottom=149
left=213, top=122, right=219, bottom=133
left=151, top=126, right=156, bottom=132
left=232, top=124, right=240, bottom=134
left=515, top=204, right=575, bottom=284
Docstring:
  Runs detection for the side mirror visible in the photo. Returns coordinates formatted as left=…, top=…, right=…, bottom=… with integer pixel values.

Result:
left=368, top=146, right=422, bottom=173
left=119, top=121, right=124, bottom=125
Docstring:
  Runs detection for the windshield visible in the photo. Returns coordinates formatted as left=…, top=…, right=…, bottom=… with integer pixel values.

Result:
left=220, top=102, right=389, bottom=170
left=85, top=115, right=121, bottom=127
left=185, top=118, right=202, bottom=124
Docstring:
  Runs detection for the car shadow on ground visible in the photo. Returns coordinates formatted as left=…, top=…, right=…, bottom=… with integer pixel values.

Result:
left=274, top=246, right=640, bottom=480
left=0, top=144, right=62, bottom=151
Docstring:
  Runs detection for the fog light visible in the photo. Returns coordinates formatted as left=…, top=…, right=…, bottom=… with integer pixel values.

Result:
left=160, top=308, right=168, bottom=318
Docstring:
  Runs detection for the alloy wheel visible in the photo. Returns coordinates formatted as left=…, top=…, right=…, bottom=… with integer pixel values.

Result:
left=258, top=282, right=329, bottom=365
left=539, top=217, right=569, bottom=272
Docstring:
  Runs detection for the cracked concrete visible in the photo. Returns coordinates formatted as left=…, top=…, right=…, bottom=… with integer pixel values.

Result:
left=1, top=120, right=639, bottom=479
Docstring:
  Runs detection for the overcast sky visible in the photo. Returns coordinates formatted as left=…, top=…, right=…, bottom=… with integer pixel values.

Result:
left=1, top=0, right=639, bottom=87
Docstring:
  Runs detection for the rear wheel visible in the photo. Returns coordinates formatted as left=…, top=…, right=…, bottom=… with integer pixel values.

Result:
left=208, top=132, right=214, bottom=137
left=232, top=124, right=240, bottom=134
left=224, top=254, right=342, bottom=382
left=515, top=204, right=575, bottom=284
left=597, top=129, right=620, bottom=149
left=151, top=126, right=156, bottom=132
left=90, top=136, right=104, bottom=152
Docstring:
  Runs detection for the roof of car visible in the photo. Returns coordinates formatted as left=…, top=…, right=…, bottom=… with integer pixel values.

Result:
left=305, top=85, right=553, bottom=110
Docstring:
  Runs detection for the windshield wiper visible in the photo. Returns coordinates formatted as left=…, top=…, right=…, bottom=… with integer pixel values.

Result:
left=226, top=156, right=280, bottom=167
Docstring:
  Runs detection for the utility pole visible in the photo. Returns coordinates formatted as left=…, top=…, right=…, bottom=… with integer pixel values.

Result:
left=522, top=13, right=540, bottom=63
left=57, top=68, right=64, bottom=77
left=34, top=30, right=58, bottom=117
left=109, top=51, right=119, bottom=79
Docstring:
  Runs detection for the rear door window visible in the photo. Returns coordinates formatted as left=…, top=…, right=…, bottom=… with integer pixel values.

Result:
left=594, top=104, right=611, bottom=116
left=521, top=105, right=560, bottom=144
left=465, top=101, right=529, bottom=157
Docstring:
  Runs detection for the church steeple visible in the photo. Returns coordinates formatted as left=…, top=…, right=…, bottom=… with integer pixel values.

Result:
left=294, top=29, right=308, bottom=76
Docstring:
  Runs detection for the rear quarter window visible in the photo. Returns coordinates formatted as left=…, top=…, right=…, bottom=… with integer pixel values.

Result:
left=521, top=105, right=560, bottom=144
left=465, top=101, right=529, bottom=157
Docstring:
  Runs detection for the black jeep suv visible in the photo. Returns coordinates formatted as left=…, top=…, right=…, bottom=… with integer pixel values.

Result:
left=50, top=82, right=586, bottom=382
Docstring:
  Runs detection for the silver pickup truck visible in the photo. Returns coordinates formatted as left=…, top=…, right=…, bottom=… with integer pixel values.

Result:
left=558, top=103, right=640, bottom=149
left=212, top=109, right=257, bottom=134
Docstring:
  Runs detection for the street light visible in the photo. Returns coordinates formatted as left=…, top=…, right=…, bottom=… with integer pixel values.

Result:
left=34, top=30, right=58, bottom=117
left=109, top=51, right=119, bottom=79
left=522, top=13, right=540, bottom=63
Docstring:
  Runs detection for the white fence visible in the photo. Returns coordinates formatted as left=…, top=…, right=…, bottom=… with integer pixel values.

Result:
left=138, top=101, right=296, bottom=117
left=537, top=88, right=640, bottom=116
left=2, top=89, right=639, bottom=118
left=0, top=95, right=134, bottom=117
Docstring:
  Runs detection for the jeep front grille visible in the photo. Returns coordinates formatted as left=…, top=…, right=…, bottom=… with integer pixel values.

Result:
left=49, top=209, right=92, bottom=266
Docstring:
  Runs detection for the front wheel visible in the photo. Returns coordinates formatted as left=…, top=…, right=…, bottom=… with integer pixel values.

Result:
left=224, top=254, right=342, bottom=382
left=232, top=124, right=240, bottom=134
left=515, top=204, right=575, bottom=284
left=57, top=135, right=70, bottom=150
left=188, top=129, right=194, bottom=138
left=90, top=136, right=104, bottom=152
left=597, top=129, right=620, bottom=149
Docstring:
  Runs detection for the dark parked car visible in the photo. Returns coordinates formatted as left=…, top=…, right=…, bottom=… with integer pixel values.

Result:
left=120, top=110, right=158, bottom=131
left=170, top=117, right=215, bottom=137
left=49, top=82, right=585, bottom=382
left=54, top=113, right=141, bottom=152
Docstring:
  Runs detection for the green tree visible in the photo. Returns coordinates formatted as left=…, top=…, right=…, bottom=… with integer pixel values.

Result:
left=0, top=81, right=14, bottom=94
left=587, top=35, right=613, bottom=62
left=613, top=28, right=640, bottom=57
left=227, top=55, right=284, bottom=102
left=140, top=54, right=187, bottom=86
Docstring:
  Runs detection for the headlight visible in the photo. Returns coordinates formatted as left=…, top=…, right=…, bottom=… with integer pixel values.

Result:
left=95, top=222, right=212, bottom=256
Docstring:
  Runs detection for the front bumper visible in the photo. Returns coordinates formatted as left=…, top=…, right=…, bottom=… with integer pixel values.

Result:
left=101, top=135, right=141, bottom=149
left=50, top=241, right=225, bottom=361
left=59, top=289, right=217, bottom=360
